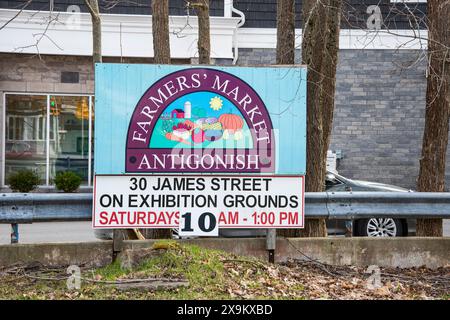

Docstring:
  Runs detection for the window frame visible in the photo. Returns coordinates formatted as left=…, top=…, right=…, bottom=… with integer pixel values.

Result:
left=2, top=92, right=94, bottom=188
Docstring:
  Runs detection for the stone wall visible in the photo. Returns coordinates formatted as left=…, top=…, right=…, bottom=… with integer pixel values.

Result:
left=2, top=238, right=449, bottom=269
left=238, top=48, right=450, bottom=190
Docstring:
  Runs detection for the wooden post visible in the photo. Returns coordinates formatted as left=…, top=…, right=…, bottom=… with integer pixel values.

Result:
left=112, top=229, right=124, bottom=260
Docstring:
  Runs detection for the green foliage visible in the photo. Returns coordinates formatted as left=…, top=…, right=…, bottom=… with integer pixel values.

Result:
left=95, top=243, right=231, bottom=299
left=54, top=171, right=82, bottom=193
left=8, top=170, right=40, bottom=192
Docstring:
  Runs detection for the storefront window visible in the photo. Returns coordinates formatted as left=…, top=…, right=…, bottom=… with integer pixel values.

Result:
left=90, top=98, right=94, bottom=185
left=49, top=96, right=90, bottom=184
left=4, top=93, right=94, bottom=187
left=5, top=94, right=47, bottom=184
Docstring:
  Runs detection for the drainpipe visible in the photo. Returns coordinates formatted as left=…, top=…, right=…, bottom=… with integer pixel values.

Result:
left=226, top=0, right=245, bottom=65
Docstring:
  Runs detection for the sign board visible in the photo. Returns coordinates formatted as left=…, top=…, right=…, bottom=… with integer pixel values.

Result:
left=94, top=175, right=304, bottom=229
left=93, top=64, right=307, bottom=234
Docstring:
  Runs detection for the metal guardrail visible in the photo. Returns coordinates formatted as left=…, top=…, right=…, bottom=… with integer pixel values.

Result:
left=0, top=193, right=92, bottom=223
left=307, top=192, right=450, bottom=219
left=2, top=192, right=450, bottom=224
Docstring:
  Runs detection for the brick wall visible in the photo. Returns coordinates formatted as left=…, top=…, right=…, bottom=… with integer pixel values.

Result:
left=0, top=54, right=95, bottom=94
left=0, top=54, right=94, bottom=187
left=238, top=48, right=450, bottom=190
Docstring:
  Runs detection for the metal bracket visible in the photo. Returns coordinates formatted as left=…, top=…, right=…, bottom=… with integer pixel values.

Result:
left=266, top=229, right=276, bottom=263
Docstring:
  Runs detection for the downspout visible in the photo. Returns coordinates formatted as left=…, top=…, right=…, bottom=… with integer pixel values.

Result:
left=229, top=1, right=245, bottom=65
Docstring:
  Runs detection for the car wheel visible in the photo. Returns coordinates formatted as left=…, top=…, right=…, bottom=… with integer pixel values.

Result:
left=354, top=218, right=404, bottom=237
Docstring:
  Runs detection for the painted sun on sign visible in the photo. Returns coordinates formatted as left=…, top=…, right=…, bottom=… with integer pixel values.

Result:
left=209, top=96, right=223, bottom=111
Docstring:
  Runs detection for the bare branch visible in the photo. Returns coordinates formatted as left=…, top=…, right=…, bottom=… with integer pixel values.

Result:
left=0, top=0, right=33, bottom=31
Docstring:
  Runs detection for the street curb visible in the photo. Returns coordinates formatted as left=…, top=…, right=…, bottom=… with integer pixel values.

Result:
left=0, top=237, right=449, bottom=269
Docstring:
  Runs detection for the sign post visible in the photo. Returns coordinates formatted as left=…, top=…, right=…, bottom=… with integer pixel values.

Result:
left=93, top=64, right=307, bottom=261
left=266, top=229, right=276, bottom=263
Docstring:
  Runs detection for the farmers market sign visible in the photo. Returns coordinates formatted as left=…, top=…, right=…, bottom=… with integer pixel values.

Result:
left=126, top=68, right=275, bottom=173
left=93, top=64, right=307, bottom=232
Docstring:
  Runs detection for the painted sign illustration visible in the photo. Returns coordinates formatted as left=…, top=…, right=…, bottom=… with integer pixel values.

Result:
left=94, top=64, right=307, bottom=231
left=126, top=68, right=275, bottom=173
left=95, top=64, right=306, bottom=175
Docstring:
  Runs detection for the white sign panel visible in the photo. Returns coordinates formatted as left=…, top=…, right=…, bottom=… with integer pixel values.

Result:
left=93, top=175, right=304, bottom=229
left=178, top=211, right=220, bottom=237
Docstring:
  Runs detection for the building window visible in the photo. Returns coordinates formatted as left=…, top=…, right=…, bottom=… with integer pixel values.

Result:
left=5, top=94, right=47, bottom=185
left=4, top=93, right=94, bottom=187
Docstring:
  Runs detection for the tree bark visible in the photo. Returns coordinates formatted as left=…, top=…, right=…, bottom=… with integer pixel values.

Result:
left=275, top=0, right=298, bottom=237
left=85, top=0, right=102, bottom=63
left=299, top=0, right=343, bottom=237
left=276, top=0, right=295, bottom=65
left=416, top=0, right=450, bottom=237
left=193, top=0, right=211, bottom=64
left=320, top=0, right=342, bottom=162
left=152, top=0, right=171, bottom=64
left=144, top=0, right=172, bottom=239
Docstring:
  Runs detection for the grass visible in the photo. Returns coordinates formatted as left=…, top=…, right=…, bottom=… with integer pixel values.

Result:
left=0, top=241, right=447, bottom=300
left=94, top=241, right=236, bottom=299
left=0, top=241, right=268, bottom=300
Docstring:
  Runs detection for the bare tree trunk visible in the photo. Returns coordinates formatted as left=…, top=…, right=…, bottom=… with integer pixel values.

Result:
left=300, top=0, right=343, bottom=237
left=152, top=0, right=171, bottom=64
left=275, top=0, right=298, bottom=237
left=192, top=0, right=211, bottom=64
left=320, top=0, right=342, bottom=161
left=141, top=0, right=173, bottom=240
left=416, top=0, right=450, bottom=237
left=276, top=0, right=295, bottom=65
left=85, top=0, right=102, bottom=63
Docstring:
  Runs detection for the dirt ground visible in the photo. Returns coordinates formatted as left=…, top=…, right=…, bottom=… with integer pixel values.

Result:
left=0, top=243, right=448, bottom=300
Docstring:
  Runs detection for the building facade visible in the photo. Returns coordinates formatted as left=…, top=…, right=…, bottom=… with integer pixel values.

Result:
left=0, top=0, right=443, bottom=190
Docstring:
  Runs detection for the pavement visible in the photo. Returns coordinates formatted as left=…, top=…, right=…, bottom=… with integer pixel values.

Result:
left=0, top=221, right=98, bottom=244
left=0, top=220, right=449, bottom=244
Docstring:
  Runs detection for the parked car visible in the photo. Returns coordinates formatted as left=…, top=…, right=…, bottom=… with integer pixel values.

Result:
left=325, top=171, right=415, bottom=237
left=217, top=172, right=415, bottom=238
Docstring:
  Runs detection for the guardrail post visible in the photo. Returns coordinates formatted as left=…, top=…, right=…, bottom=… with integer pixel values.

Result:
left=266, top=229, right=276, bottom=263
left=112, top=229, right=125, bottom=261
left=11, top=223, right=19, bottom=244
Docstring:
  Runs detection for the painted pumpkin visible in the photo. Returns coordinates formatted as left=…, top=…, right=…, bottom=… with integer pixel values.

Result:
left=218, top=114, right=244, bottom=133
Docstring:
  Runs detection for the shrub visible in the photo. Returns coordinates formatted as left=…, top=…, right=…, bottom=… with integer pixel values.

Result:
left=54, top=171, right=82, bottom=193
left=8, top=170, right=40, bottom=192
